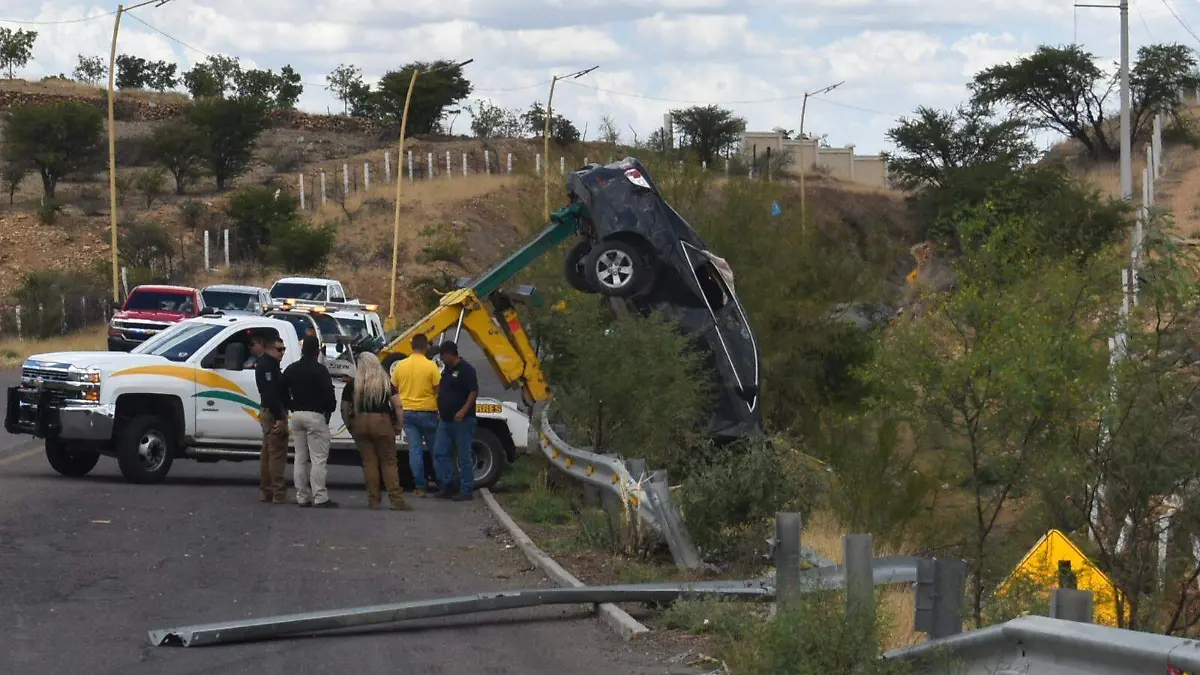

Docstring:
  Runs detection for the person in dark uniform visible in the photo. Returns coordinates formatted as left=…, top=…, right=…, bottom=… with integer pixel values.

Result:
left=256, top=335, right=290, bottom=504
left=432, top=340, right=479, bottom=501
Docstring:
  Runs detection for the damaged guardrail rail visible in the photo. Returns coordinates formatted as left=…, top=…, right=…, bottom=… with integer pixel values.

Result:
left=148, top=557, right=922, bottom=647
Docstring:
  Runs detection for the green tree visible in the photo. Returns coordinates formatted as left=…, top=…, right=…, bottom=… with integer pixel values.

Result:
left=146, top=60, right=179, bottom=92
left=115, top=54, right=150, bottom=89
left=233, top=67, right=279, bottom=105
left=372, top=60, right=473, bottom=134
left=670, top=105, right=747, bottom=166
left=272, top=220, right=336, bottom=272
left=0, top=28, right=37, bottom=79
left=325, top=63, right=363, bottom=114
left=134, top=167, right=168, bottom=208
left=182, top=54, right=241, bottom=99
left=224, top=185, right=300, bottom=258
left=185, top=97, right=268, bottom=190
left=598, top=114, right=620, bottom=145
left=72, top=54, right=105, bottom=85
left=149, top=119, right=207, bottom=194
left=1130, top=43, right=1200, bottom=142
left=276, top=65, right=303, bottom=109
left=1, top=101, right=104, bottom=198
left=521, top=101, right=580, bottom=145
left=467, top=99, right=522, bottom=138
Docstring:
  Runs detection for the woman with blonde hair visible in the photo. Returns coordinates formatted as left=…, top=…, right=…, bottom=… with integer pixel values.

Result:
left=340, top=351, right=411, bottom=510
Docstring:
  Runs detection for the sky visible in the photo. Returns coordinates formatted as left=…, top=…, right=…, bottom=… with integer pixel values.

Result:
left=3, top=0, right=1200, bottom=155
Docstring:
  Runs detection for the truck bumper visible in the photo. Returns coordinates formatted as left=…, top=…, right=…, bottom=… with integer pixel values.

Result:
left=5, top=386, right=115, bottom=441
left=107, top=335, right=142, bottom=352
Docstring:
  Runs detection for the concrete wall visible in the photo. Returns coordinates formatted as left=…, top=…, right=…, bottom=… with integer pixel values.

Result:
left=739, top=131, right=889, bottom=189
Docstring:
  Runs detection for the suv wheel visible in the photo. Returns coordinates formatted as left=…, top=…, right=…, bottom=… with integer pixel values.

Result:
left=45, top=439, right=100, bottom=477
left=116, top=414, right=177, bottom=484
left=563, top=240, right=595, bottom=293
left=584, top=240, right=650, bottom=297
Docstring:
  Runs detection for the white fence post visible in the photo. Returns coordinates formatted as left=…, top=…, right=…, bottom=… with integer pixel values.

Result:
left=584, top=157, right=589, bottom=166
left=384, top=151, right=391, bottom=182
left=408, top=150, right=414, bottom=180
left=60, top=295, right=66, bottom=334
left=484, top=150, right=491, bottom=175
left=342, top=163, right=349, bottom=196
left=204, top=230, right=210, bottom=270
left=121, top=267, right=128, bottom=299
left=224, top=229, right=230, bottom=267
left=725, top=158, right=730, bottom=174
left=702, top=160, right=707, bottom=171
left=1145, top=145, right=1154, bottom=201
left=80, top=296, right=86, bottom=326
left=427, top=152, right=434, bottom=178
left=507, top=153, right=513, bottom=174
left=14, top=305, right=21, bottom=340
left=445, top=151, right=451, bottom=177
left=320, top=171, right=327, bottom=205
left=298, top=173, right=305, bottom=210
left=1152, top=113, right=1163, bottom=180
left=462, top=152, right=468, bottom=176
left=364, top=162, right=371, bottom=190
left=560, top=157, right=565, bottom=175
left=536, top=153, right=542, bottom=176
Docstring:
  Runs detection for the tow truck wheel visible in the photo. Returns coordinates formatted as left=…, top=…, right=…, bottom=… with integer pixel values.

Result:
left=563, top=240, right=595, bottom=293
left=116, top=414, right=176, bottom=484
left=472, top=427, right=505, bottom=489
left=44, top=440, right=100, bottom=477
left=584, top=240, right=648, bottom=298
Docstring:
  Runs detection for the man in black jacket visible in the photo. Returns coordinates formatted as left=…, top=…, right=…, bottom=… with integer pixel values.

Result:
left=256, top=335, right=290, bottom=504
left=283, top=335, right=338, bottom=508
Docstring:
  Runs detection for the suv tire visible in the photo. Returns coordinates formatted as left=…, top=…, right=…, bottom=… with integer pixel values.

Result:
left=116, top=414, right=177, bottom=484
left=45, top=439, right=100, bottom=477
left=563, top=240, right=595, bottom=293
left=584, top=240, right=650, bottom=297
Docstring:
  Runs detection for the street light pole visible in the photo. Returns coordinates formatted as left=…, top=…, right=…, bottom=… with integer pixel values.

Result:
left=543, top=66, right=598, bottom=220
left=107, top=0, right=174, bottom=302
left=387, top=58, right=473, bottom=327
left=798, top=80, right=843, bottom=229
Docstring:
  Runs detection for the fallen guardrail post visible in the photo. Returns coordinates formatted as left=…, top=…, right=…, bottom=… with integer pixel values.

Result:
left=775, top=512, right=804, bottom=607
left=643, top=470, right=703, bottom=570
left=1050, top=588, right=1094, bottom=623
left=844, top=533, right=875, bottom=629
left=913, top=557, right=967, bottom=639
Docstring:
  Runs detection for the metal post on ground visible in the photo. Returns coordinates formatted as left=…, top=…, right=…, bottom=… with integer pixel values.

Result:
left=1051, top=589, right=1095, bottom=623
left=775, top=512, right=803, bottom=608
left=843, top=534, right=874, bottom=630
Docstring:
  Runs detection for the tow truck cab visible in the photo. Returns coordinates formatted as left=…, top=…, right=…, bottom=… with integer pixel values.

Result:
left=5, top=315, right=527, bottom=488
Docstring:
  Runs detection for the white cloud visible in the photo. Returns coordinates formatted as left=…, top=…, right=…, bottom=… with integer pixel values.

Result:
left=5, top=0, right=1200, bottom=154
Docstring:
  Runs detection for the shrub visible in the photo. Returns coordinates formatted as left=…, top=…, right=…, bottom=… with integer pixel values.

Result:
left=36, top=197, right=64, bottom=225
left=224, top=185, right=300, bottom=259
left=416, top=223, right=466, bottom=263
left=177, top=199, right=210, bottom=230
left=11, top=268, right=107, bottom=338
left=134, top=167, right=168, bottom=208
left=119, top=219, right=175, bottom=274
left=264, top=144, right=304, bottom=173
left=76, top=185, right=105, bottom=216
left=272, top=220, right=336, bottom=273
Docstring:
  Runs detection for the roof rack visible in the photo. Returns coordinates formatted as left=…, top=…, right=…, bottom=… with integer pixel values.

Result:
left=267, top=298, right=379, bottom=313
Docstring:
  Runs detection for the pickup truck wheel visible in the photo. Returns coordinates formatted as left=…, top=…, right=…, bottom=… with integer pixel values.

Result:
left=472, top=427, right=505, bottom=490
left=563, top=240, right=595, bottom=293
left=45, top=440, right=100, bottom=477
left=584, top=240, right=649, bottom=298
left=116, top=414, right=176, bottom=484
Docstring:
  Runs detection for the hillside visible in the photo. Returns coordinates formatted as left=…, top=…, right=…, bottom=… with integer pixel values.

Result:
left=0, top=77, right=913, bottom=323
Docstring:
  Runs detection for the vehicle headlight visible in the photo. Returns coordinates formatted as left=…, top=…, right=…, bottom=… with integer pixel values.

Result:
left=68, top=366, right=102, bottom=384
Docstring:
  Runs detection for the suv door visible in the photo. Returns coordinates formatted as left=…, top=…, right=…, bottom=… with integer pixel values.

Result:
left=193, top=327, right=272, bottom=445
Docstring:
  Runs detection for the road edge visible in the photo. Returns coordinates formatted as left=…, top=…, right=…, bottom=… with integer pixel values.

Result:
left=478, top=487, right=650, bottom=641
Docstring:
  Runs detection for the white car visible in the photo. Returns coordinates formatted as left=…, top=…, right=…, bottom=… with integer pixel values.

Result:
left=3, top=315, right=528, bottom=489
left=269, top=277, right=351, bottom=303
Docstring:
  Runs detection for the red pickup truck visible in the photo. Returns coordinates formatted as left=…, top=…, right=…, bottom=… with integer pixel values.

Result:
left=107, top=285, right=204, bottom=351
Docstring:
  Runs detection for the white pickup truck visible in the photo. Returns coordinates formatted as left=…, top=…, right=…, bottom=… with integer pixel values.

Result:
left=4, top=314, right=529, bottom=488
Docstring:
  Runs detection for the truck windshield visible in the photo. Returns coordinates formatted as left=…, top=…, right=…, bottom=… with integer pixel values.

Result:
left=312, top=313, right=346, bottom=336
left=270, top=283, right=326, bottom=301
left=202, top=290, right=257, bottom=311
left=133, top=323, right=224, bottom=362
left=125, top=290, right=194, bottom=313
left=336, top=317, right=368, bottom=338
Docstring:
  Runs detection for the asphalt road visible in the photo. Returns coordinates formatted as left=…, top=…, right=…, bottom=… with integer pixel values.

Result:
left=0, top=343, right=697, bottom=675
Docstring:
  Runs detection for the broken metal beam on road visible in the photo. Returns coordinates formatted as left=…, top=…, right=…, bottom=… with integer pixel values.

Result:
left=147, top=580, right=773, bottom=647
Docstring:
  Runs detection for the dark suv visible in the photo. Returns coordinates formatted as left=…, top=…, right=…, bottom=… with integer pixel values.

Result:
left=562, top=158, right=763, bottom=441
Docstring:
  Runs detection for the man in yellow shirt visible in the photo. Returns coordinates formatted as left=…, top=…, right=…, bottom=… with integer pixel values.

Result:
left=390, top=333, right=442, bottom=496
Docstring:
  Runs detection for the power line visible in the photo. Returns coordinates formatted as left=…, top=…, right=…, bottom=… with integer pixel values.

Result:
left=559, top=77, right=808, bottom=104
left=0, top=11, right=117, bottom=25
left=1133, top=0, right=1156, bottom=39
left=809, top=95, right=900, bottom=117
left=475, top=79, right=552, bottom=93
left=1159, top=0, right=1200, bottom=45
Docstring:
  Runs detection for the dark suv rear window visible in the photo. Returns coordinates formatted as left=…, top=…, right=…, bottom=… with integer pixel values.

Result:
left=125, top=290, right=194, bottom=313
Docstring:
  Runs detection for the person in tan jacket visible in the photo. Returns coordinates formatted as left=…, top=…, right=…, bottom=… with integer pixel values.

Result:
left=341, top=352, right=411, bottom=510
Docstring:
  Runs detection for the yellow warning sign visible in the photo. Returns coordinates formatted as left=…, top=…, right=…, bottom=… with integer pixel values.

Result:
left=996, top=529, right=1122, bottom=626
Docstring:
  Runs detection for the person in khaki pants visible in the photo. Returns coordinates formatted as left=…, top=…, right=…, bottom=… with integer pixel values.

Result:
left=341, top=352, right=410, bottom=510
left=255, top=336, right=289, bottom=503
left=282, top=335, right=338, bottom=508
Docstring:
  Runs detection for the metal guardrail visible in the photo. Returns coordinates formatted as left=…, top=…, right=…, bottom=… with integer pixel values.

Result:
left=883, top=614, right=1200, bottom=674
left=533, top=401, right=663, bottom=535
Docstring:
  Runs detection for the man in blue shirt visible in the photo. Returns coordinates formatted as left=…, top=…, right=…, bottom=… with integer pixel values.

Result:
left=433, top=340, right=478, bottom=501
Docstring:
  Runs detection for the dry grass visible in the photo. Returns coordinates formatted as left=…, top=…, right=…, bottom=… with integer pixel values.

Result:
left=802, top=510, right=924, bottom=651
left=0, top=326, right=107, bottom=366
left=0, top=77, right=190, bottom=104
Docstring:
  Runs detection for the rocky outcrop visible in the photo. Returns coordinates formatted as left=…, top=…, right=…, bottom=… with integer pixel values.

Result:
left=0, top=89, right=380, bottom=133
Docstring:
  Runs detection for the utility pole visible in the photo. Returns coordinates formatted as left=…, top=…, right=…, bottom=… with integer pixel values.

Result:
left=543, top=66, right=598, bottom=220
left=1076, top=1, right=1130, bottom=201
left=798, top=80, right=843, bottom=230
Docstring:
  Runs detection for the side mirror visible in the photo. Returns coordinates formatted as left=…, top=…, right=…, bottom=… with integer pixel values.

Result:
left=336, top=342, right=345, bottom=353
left=331, top=296, right=346, bottom=303
left=225, top=342, right=246, bottom=371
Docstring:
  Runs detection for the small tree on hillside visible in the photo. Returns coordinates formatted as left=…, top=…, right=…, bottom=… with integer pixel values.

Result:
left=233, top=67, right=279, bottom=106
left=2, top=101, right=104, bottom=198
left=0, top=28, right=37, bottom=78
left=186, top=97, right=268, bottom=190
left=1131, top=43, right=1200, bottom=140
left=671, top=105, right=746, bottom=166
left=521, top=102, right=580, bottom=145
left=182, top=54, right=241, bottom=99
left=276, top=65, right=303, bottom=109
left=325, top=63, right=363, bottom=114
left=467, top=99, right=522, bottom=139
left=372, top=60, right=473, bottom=134
left=73, top=54, right=105, bottom=85
left=598, top=114, right=621, bottom=145
left=224, top=185, right=301, bottom=259
left=149, top=119, right=208, bottom=194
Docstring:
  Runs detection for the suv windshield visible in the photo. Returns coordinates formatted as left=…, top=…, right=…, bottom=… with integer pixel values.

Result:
left=270, top=283, right=326, bottom=301
left=125, top=290, right=194, bottom=313
left=202, top=290, right=258, bottom=312
left=133, top=323, right=224, bottom=362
